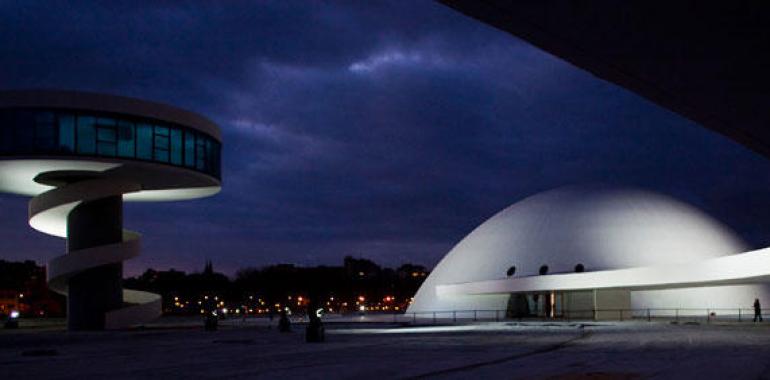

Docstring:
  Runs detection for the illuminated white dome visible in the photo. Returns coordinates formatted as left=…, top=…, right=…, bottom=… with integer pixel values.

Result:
left=409, top=186, right=770, bottom=313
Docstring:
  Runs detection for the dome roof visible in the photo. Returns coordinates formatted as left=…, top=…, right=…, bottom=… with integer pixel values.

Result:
left=409, top=185, right=759, bottom=313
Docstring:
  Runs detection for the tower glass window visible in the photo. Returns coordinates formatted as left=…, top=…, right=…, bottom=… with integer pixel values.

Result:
left=136, top=123, right=153, bottom=160
left=117, top=120, right=134, bottom=158
left=76, top=116, right=96, bottom=154
left=96, top=118, right=117, bottom=157
left=0, top=108, right=221, bottom=179
left=58, top=115, right=75, bottom=153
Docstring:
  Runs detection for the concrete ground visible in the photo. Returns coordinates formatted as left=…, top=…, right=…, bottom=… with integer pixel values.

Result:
left=2, top=318, right=770, bottom=379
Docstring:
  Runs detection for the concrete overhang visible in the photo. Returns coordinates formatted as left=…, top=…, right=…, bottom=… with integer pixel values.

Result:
left=438, top=247, right=770, bottom=296
left=440, top=1, right=770, bottom=157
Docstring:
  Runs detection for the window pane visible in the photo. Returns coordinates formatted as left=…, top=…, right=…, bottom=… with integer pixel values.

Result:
left=34, top=112, right=56, bottom=151
left=97, top=117, right=115, bottom=126
left=35, top=112, right=55, bottom=124
left=195, top=136, right=205, bottom=170
left=154, top=147, right=169, bottom=162
left=154, top=125, right=168, bottom=136
left=117, top=120, right=135, bottom=157
left=97, top=127, right=116, bottom=142
left=184, top=131, right=195, bottom=167
left=154, top=135, right=169, bottom=151
left=15, top=111, right=34, bottom=153
left=58, top=114, right=75, bottom=152
left=76, top=116, right=96, bottom=154
left=205, top=139, right=213, bottom=173
left=97, top=141, right=116, bottom=156
left=136, top=123, right=153, bottom=159
left=170, top=128, right=182, bottom=165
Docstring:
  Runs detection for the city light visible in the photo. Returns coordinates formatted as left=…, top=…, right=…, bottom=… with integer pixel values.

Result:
left=10, top=310, right=20, bottom=319
left=0, top=254, right=430, bottom=322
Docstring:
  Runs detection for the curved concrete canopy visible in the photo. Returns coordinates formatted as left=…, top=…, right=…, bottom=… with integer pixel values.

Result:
left=0, top=89, right=222, bottom=198
left=0, top=159, right=220, bottom=202
left=440, top=1, right=770, bottom=158
left=439, top=247, right=770, bottom=296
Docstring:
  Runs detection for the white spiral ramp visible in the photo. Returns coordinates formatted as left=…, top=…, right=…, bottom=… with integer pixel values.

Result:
left=30, top=176, right=162, bottom=329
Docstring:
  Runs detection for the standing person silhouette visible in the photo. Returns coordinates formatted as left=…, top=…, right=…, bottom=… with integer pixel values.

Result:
left=754, top=299, right=763, bottom=322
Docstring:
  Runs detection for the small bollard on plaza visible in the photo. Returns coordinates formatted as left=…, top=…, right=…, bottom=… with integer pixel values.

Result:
left=305, top=308, right=325, bottom=343
left=278, top=309, right=291, bottom=333
left=204, top=312, right=218, bottom=331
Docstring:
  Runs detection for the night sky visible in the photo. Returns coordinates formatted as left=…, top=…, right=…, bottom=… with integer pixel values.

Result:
left=2, top=1, right=770, bottom=276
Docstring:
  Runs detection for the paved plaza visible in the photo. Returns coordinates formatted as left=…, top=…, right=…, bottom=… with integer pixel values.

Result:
left=3, top=318, right=770, bottom=379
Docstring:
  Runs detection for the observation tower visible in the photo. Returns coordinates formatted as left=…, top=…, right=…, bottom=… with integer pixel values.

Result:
left=0, top=90, right=222, bottom=330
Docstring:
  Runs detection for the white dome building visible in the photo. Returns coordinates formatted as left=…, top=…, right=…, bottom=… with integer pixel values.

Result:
left=408, top=186, right=770, bottom=318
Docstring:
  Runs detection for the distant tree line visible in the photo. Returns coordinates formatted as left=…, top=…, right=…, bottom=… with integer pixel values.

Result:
left=124, top=256, right=429, bottom=315
left=0, top=257, right=429, bottom=316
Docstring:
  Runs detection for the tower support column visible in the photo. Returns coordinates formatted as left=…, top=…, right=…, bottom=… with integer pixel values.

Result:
left=65, top=195, right=124, bottom=330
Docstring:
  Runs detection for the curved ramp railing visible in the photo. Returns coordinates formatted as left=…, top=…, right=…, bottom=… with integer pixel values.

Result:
left=29, top=177, right=162, bottom=329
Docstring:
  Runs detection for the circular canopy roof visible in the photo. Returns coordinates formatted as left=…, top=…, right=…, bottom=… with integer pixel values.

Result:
left=0, top=90, right=221, bottom=201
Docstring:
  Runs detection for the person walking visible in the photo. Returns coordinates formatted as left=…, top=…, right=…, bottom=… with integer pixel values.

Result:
left=754, top=298, right=763, bottom=322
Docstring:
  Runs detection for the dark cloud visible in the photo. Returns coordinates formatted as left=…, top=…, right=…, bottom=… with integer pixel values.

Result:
left=2, top=1, right=770, bottom=275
